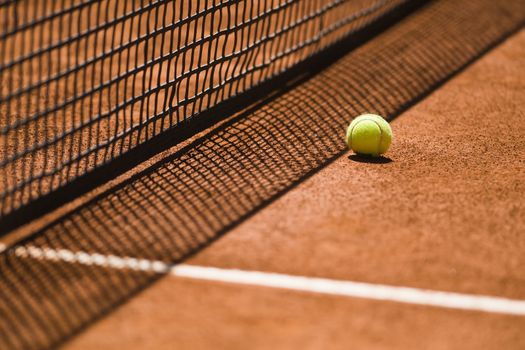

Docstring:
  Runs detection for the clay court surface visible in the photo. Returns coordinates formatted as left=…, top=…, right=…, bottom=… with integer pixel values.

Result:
left=64, top=29, right=525, bottom=348
left=1, top=0, right=525, bottom=349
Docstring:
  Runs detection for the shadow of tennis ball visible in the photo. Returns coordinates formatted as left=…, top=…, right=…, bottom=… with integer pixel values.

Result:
left=348, top=154, right=393, bottom=164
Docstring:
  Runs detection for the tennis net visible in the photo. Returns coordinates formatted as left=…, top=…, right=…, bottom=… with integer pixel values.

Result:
left=0, top=0, right=412, bottom=222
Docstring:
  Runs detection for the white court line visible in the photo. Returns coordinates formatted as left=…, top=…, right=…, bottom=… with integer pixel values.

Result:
left=5, top=244, right=525, bottom=316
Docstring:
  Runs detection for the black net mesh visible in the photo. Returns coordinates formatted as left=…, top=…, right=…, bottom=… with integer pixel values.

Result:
left=0, top=0, right=408, bottom=220
left=1, top=0, right=524, bottom=349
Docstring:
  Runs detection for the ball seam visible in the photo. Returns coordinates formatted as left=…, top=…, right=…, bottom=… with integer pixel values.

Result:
left=350, top=118, right=384, bottom=156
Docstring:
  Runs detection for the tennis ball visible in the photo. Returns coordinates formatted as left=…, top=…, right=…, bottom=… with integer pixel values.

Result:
left=345, top=114, right=392, bottom=157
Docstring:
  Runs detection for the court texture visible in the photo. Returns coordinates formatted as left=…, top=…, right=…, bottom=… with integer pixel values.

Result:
left=0, top=0, right=524, bottom=349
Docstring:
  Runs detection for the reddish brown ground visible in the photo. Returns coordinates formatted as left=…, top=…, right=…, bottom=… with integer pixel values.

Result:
left=1, top=1, right=524, bottom=349
left=67, top=279, right=525, bottom=350
left=63, top=23, right=525, bottom=350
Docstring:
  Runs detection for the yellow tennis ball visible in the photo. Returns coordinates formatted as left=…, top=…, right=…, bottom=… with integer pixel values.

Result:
left=345, top=114, right=392, bottom=157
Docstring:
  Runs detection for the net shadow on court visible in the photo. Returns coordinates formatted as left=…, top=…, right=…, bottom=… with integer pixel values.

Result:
left=1, top=1, right=524, bottom=349
left=0, top=0, right=420, bottom=230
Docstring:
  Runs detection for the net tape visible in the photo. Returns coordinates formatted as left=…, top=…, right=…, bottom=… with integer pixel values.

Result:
left=0, top=0, right=406, bottom=219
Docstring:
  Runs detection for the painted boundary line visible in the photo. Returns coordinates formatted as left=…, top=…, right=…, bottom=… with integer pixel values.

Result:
left=3, top=244, right=525, bottom=316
